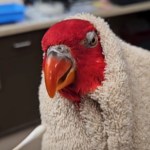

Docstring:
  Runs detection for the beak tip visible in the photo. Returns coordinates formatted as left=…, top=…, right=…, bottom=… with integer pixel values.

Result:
left=50, top=95, right=55, bottom=99
left=47, top=91, right=56, bottom=99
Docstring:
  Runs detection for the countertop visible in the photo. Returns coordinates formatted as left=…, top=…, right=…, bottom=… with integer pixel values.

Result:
left=0, top=1, right=150, bottom=37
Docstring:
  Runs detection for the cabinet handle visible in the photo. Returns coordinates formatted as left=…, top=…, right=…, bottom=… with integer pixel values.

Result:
left=0, top=73, right=2, bottom=91
left=13, top=41, right=31, bottom=49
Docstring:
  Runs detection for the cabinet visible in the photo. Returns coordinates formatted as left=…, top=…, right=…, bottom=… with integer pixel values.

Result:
left=0, top=29, right=47, bottom=137
left=106, top=11, right=150, bottom=50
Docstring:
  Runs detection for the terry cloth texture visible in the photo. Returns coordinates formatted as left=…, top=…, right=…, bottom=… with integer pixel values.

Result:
left=39, top=14, right=150, bottom=150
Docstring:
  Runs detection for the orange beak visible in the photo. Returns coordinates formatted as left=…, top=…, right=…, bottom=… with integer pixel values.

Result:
left=44, top=54, right=75, bottom=98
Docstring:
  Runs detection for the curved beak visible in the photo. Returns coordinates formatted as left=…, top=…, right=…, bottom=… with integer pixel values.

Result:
left=44, top=53, right=75, bottom=98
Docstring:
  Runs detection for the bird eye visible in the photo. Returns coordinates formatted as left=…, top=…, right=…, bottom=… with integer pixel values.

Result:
left=84, top=31, right=98, bottom=48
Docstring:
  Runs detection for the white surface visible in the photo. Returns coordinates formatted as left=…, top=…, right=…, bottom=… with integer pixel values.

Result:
left=13, top=125, right=45, bottom=150
left=26, top=2, right=65, bottom=20
left=0, top=127, right=41, bottom=150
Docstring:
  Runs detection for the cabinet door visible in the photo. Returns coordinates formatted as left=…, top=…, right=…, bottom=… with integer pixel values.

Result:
left=0, top=29, right=47, bottom=136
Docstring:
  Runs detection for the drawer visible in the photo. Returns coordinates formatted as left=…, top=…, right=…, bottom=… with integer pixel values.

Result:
left=0, top=53, right=42, bottom=136
left=0, top=29, right=46, bottom=59
left=0, top=29, right=47, bottom=136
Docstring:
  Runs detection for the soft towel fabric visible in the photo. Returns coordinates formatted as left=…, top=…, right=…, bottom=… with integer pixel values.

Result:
left=39, top=14, right=150, bottom=150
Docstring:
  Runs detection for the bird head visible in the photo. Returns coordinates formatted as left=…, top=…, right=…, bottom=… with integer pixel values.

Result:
left=42, top=19, right=106, bottom=103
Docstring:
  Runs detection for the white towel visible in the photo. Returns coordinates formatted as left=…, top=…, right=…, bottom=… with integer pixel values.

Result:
left=39, top=13, right=150, bottom=150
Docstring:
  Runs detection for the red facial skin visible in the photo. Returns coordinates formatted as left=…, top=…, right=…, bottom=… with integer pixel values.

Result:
left=42, top=19, right=106, bottom=103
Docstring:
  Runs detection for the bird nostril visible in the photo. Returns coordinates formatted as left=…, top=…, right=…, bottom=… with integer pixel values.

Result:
left=57, top=45, right=69, bottom=54
left=57, top=46, right=62, bottom=50
left=50, top=51, right=57, bottom=56
left=47, top=45, right=69, bottom=57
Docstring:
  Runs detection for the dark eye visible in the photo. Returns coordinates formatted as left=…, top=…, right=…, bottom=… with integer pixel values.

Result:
left=84, top=31, right=98, bottom=48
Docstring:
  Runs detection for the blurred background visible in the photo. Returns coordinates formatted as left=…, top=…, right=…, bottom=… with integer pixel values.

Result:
left=0, top=0, right=150, bottom=149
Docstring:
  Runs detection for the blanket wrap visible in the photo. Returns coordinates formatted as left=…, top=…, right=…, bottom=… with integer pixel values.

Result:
left=39, top=14, right=150, bottom=150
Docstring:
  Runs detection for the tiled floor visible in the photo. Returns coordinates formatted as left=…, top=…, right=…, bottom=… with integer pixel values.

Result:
left=0, top=127, right=41, bottom=150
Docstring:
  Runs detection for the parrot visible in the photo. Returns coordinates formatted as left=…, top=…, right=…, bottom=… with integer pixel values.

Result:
left=14, top=14, right=150, bottom=150
left=40, top=16, right=107, bottom=150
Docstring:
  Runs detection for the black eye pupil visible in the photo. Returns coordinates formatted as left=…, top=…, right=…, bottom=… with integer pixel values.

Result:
left=91, top=38, right=95, bottom=44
